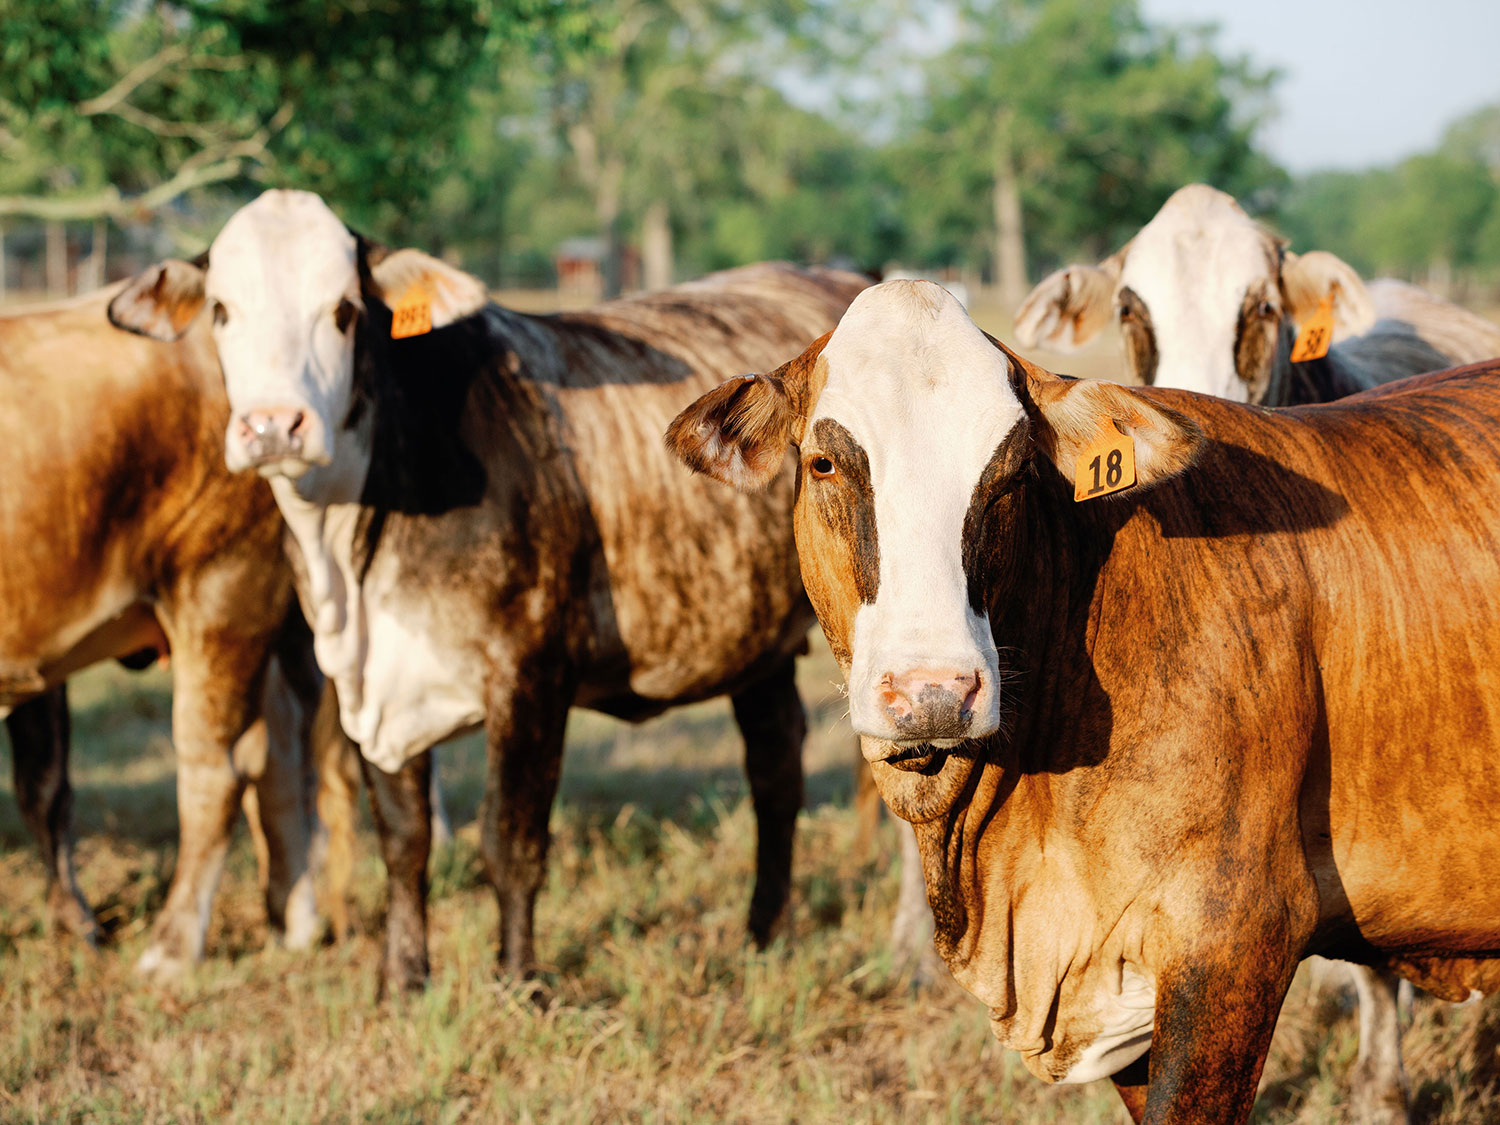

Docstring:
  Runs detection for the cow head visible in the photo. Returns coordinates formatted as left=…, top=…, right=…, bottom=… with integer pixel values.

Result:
left=108, top=189, right=488, bottom=496
left=1013, top=184, right=1376, bottom=403
left=667, top=281, right=1200, bottom=793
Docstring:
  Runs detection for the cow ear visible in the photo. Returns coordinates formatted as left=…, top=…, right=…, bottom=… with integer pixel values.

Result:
left=665, top=373, right=797, bottom=491
left=1012, top=249, right=1126, bottom=352
left=107, top=259, right=207, bottom=341
left=364, top=246, right=489, bottom=328
left=1281, top=250, right=1375, bottom=341
left=1022, top=365, right=1203, bottom=493
left=665, top=331, right=829, bottom=491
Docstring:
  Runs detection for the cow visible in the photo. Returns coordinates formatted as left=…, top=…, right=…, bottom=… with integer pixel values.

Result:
left=1015, top=182, right=1500, bottom=1122
left=0, top=286, right=328, bottom=975
left=667, top=279, right=1500, bottom=1125
left=1013, top=183, right=1500, bottom=406
left=106, top=188, right=869, bottom=994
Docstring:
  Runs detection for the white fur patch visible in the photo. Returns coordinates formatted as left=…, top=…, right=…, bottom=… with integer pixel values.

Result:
left=273, top=482, right=484, bottom=773
left=812, top=281, right=1020, bottom=740
left=206, top=190, right=364, bottom=474
left=1118, top=185, right=1275, bottom=402
left=1055, top=966, right=1156, bottom=1084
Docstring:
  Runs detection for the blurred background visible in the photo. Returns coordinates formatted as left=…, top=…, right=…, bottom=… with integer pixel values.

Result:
left=3, top=0, right=1498, bottom=315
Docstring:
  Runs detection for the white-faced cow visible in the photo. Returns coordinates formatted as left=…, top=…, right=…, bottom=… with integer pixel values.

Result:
left=1014, top=182, right=1500, bottom=1121
left=1014, top=183, right=1500, bottom=406
left=669, top=279, right=1500, bottom=1125
left=108, top=188, right=868, bottom=993
left=0, top=287, right=329, bottom=974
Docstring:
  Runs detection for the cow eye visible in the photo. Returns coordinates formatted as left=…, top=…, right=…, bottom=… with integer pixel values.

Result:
left=1257, top=300, right=1276, bottom=319
left=212, top=301, right=228, bottom=328
left=810, top=456, right=836, bottom=480
left=334, top=298, right=357, bottom=333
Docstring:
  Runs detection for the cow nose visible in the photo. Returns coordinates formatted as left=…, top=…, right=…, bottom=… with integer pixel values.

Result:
left=236, top=407, right=306, bottom=462
left=877, top=667, right=982, bottom=740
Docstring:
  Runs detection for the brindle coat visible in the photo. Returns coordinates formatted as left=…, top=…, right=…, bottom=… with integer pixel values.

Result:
left=670, top=320, right=1500, bottom=1123
left=271, top=259, right=866, bottom=991
left=0, top=288, right=333, bottom=970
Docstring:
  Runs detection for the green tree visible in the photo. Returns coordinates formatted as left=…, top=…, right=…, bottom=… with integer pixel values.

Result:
left=897, top=0, right=1279, bottom=302
left=541, top=0, right=879, bottom=294
left=0, top=0, right=599, bottom=286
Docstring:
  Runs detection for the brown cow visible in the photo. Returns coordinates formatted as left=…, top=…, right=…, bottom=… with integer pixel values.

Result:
left=108, top=189, right=870, bottom=994
left=0, top=287, right=327, bottom=974
left=1015, top=183, right=1500, bottom=1121
left=668, top=279, right=1500, bottom=1124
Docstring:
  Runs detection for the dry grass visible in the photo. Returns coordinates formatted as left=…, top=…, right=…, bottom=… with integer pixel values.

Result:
left=3, top=649, right=1498, bottom=1123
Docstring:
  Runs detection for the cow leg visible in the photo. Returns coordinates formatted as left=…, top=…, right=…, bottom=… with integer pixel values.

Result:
left=6, top=686, right=98, bottom=944
left=1348, top=964, right=1410, bottom=1125
left=429, top=761, right=455, bottom=851
left=241, top=655, right=319, bottom=950
left=852, top=738, right=881, bottom=863
left=890, top=827, right=937, bottom=983
left=361, top=751, right=432, bottom=996
left=729, top=656, right=805, bottom=946
left=312, top=679, right=360, bottom=942
left=479, top=662, right=571, bottom=978
left=1141, top=955, right=1298, bottom=1124
left=137, top=644, right=266, bottom=978
left=1111, top=1054, right=1150, bottom=1124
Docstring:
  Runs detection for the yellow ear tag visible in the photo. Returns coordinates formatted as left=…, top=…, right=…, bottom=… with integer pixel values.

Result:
left=390, top=284, right=433, bottom=339
left=1290, top=294, right=1335, bottom=363
left=1073, top=420, right=1136, bottom=502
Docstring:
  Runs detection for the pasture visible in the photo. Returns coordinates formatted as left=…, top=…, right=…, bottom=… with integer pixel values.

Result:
left=2, top=636, right=1498, bottom=1124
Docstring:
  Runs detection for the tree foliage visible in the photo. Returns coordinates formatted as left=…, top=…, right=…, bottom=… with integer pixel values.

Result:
left=898, top=0, right=1279, bottom=287
left=0, top=0, right=599, bottom=229
left=1279, top=102, right=1500, bottom=281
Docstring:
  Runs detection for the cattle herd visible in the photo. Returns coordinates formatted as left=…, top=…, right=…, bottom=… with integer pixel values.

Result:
left=3, top=183, right=1499, bottom=1123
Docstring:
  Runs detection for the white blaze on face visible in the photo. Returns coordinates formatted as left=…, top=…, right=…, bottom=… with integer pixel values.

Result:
left=813, top=280, right=1023, bottom=745
left=1118, top=185, right=1278, bottom=402
left=206, top=190, right=363, bottom=478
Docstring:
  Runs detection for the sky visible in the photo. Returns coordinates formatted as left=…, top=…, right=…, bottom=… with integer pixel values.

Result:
left=1139, top=0, right=1500, bottom=172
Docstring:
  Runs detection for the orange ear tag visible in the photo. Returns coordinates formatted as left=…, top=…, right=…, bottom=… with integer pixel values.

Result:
left=1290, top=295, right=1334, bottom=363
left=1073, top=420, right=1136, bottom=502
left=390, top=284, right=433, bottom=339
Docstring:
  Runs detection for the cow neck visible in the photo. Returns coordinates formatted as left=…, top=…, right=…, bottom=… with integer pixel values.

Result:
left=913, top=465, right=1139, bottom=977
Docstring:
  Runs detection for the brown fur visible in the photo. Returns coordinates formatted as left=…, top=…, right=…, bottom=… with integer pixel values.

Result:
left=0, top=289, right=327, bottom=970
left=674, top=324, right=1500, bottom=1121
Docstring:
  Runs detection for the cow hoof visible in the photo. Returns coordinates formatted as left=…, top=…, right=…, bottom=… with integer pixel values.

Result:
left=908, top=945, right=946, bottom=992
left=376, top=961, right=429, bottom=1002
left=47, top=888, right=101, bottom=948
left=278, top=882, right=322, bottom=952
left=135, top=943, right=196, bottom=982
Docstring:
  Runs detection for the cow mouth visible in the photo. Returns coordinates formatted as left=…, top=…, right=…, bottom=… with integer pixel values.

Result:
left=873, top=739, right=961, bottom=773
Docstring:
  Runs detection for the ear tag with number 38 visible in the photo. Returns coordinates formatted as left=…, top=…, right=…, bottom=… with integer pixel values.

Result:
left=1290, top=294, right=1334, bottom=363
left=390, top=284, right=433, bottom=339
left=1073, top=420, right=1136, bottom=502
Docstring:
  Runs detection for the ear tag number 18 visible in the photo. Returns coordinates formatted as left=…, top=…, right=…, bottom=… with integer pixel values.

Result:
left=1290, top=294, right=1334, bottom=363
left=1073, top=420, right=1136, bottom=502
left=391, top=284, right=433, bottom=339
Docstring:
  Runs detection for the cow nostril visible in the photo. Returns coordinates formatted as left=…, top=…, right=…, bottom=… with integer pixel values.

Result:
left=961, top=671, right=981, bottom=713
left=288, top=411, right=306, bottom=436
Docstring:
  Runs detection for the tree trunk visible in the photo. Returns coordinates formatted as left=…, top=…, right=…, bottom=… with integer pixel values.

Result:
left=641, top=201, right=673, bottom=292
left=46, top=220, right=68, bottom=297
left=598, top=154, right=625, bottom=299
left=79, top=218, right=107, bottom=291
left=992, top=133, right=1028, bottom=311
